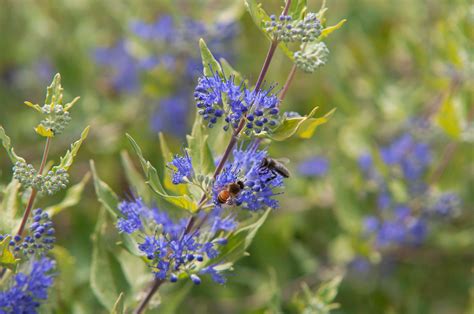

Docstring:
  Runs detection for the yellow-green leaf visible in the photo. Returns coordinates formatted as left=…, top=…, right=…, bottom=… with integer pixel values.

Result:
left=320, top=19, right=347, bottom=39
left=35, top=124, right=54, bottom=137
left=199, top=39, right=222, bottom=77
left=53, top=126, right=90, bottom=171
left=0, top=236, right=19, bottom=269
left=297, top=108, right=336, bottom=139
left=23, top=101, right=42, bottom=112
left=0, top=126, right=25, bottom=163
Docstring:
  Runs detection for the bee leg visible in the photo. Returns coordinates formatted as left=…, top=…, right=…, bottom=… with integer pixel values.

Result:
left=265, top=171, right=278, bottom=183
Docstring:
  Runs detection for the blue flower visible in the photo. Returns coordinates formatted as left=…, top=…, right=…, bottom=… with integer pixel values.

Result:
left=200, top=265, right=227, bottom=284
left=431, top=193, right=460, bottom=217
left=297, top=156, right=329, bottom=177
left=0, top=258, right=55, bottom=314
left=194, top=72, right=280, bottom=133
left=116, top=198, right=151, bottom=234
left=168, top=151, right=193, bottom=184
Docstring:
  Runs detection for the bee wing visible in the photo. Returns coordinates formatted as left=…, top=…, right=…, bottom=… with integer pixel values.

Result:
left=275, top=157, right=290, bottom=164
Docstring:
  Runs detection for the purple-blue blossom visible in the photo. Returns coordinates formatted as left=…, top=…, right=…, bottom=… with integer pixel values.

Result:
left=115, top=198, right=237, bottom=284
left=0, top=258, right=55, bottom=314
left=194, top=72, right=280, bottom=133
left=168, top=151, right=193, bottom=184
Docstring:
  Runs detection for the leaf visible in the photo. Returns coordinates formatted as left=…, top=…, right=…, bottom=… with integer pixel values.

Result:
left=44, top=73, right=63, bottom=107
left=91, top=209, right=129, bottom=310
left=219, top=58, right=245, bottom=85
left=53, top=126, right=90, bottom=171
left=64, top=96, right=80, bottom=111
left=0, top=236, right=19, bottom=269
left=215, top=209, right=271, bottom=265
left=90, top=160, right=119, bottom=217
left=23, top=101, right=42, bottom=112
left=110, top=293, right=125, bottom=314
left=0, top=126, right=25, bottom=163
left=45, top=173, right=91, bottom=217
left=288, top=0, right=307, bottom=19
left=127, top=134, right=198, bottom=213
left=317, top=275, right=343, bottom=304
left=297, top=108, right=336, bottom=139
left=158, top=133, right=187, bottom=196
left=120, top=151, right=151, bottom=202
left=126, top=134, right=165, bottom=195
left=435, top=97, right=461, bottom=139
left=186, top=114, right=215, bottom=177
left=320, top=19, right=347, bottom=40
left=50, top=246, right=76, bottom=302
left=35, top=124, right=54, bottom=138
left=268, top=106, right=333, bottom=141
left=199, top=39, right=223, bottom=77
left=0, top=179, right=20, bottom=233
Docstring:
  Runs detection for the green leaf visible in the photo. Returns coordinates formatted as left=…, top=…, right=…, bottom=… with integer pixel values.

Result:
left=288, top=0, right=307, bottom=19
left=219, top=58, right=245, bottom=85
left=435, top=97, right=461, bottom=139
left=297, top=108, right=336, bottom=139
left=110, top=293, right=125, bottom=314
left=23, top=101, right=42, bottom=112
left=120, top=151, right=151, bottom=202
left=317, top=276, right=343, bottom=304
left=215, top=209, right=271, bottom=265
left=0, top=179, right=20, bottom=233
left=126, top=134, right=165, bottom=195
left=186, top=114, right=215, bottom=177
left=50, top=246, right=76, bottom=302
left=44, top=73, right=63, bottom=107
left=268, top=107, right=334, bottom=141
left=0, top=126, right=25, bottom=163
left=0, top=236, right=19, bottom=269
left=320, top=19, right=347, bottom=40
left=91, top=209, right=129, bottom=310
left=199, top=39, right=223, bottom=77
left=159, top=133, right=187, bottom=196
left=45, top=173, right=91, bottom=217
left=90, top=160, right=119, bottom=217
left=53, top=126, right=90, bottom=171
left=127, top=134, right=198, bottom=213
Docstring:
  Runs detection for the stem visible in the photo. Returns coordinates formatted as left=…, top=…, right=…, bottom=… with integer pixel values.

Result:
left=133, top=278, right=164, bottom=314
left=134, top=2, right=292, bottom=312
left=16, top=137, right=52, bottom=236
left=279, top=64, right=297, bottom=102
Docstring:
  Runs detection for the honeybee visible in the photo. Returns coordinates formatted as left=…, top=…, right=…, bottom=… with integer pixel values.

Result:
left=217, top=181, right=245, bottom=205
left=258, top=157, right=291, bottom=181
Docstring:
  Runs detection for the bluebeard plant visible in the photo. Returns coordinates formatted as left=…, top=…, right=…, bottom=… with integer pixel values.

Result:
left=359, top=119, right=461, bottom=249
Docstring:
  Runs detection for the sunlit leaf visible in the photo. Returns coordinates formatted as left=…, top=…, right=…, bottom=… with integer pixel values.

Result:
left=53, top=126, right=90, bottom=171
left=320, top=19, right=347, bottom=40
left=199, top=39, right=223, bottom=77
left=435, top=97, right=461, bottom=139
left=0, top=236, right=19, bottom=270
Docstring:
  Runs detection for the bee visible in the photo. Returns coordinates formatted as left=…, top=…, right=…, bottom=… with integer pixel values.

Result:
left=217, top=180, right=245, bottom=205
left=258, top=157, right=291, bottom=182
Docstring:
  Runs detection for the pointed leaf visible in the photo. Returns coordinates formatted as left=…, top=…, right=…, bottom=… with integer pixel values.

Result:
left=0, top=126, right=25, bottom=163
left=23, top=101, right=42, bottom=112
left=199, top=39, right=223, bottom=77
left=320, top=19, right=347, bottom=40
left=90, top=160, right=119, bottom=217
left=53, top=126, right=90, bottom=171
left=159, top=133, right=187, bottom=195
left=0, top=179, right=20, bottom=233
left=120, top=151, right=151, bottom=202
left=110, top=293, right=125, bottom=314
left=297, top=108, right=336, bottom=139
left=0, top=236, right=19, bottom=269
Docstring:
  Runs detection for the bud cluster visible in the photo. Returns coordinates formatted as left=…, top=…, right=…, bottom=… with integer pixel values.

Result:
left=39, top=104, right=71, bottom=135
left=294, top=42, right=329, bottom=73
left=2, top=209, right=56, bottom=258
left=264, top=13, right=322, bottom=43
left=13, top=162, right=69, bottom=195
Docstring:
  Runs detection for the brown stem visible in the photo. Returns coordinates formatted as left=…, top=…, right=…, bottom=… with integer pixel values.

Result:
left=133, top=278, right=164, bottom=314
left=279, top=64, right=297, bottom=102
left=16, top=137, right=52, bottom=236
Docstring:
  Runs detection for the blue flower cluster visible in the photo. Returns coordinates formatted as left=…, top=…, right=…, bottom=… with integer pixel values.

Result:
left=359, top=126, right=461, bottom=249
left=116, top=199, right=236, bottom=285
left=194, top=72, right=280, bottom=134
left=0, top=258, right=55, bottom=314
left=168, top=151, right=194, bottom=184
left=94, top=15, right=238, bottom=137
left=213, top=143, right=284, bottom=211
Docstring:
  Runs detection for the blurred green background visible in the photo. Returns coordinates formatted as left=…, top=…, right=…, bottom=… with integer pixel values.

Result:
left=0, top=0, right=472, bottom=313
